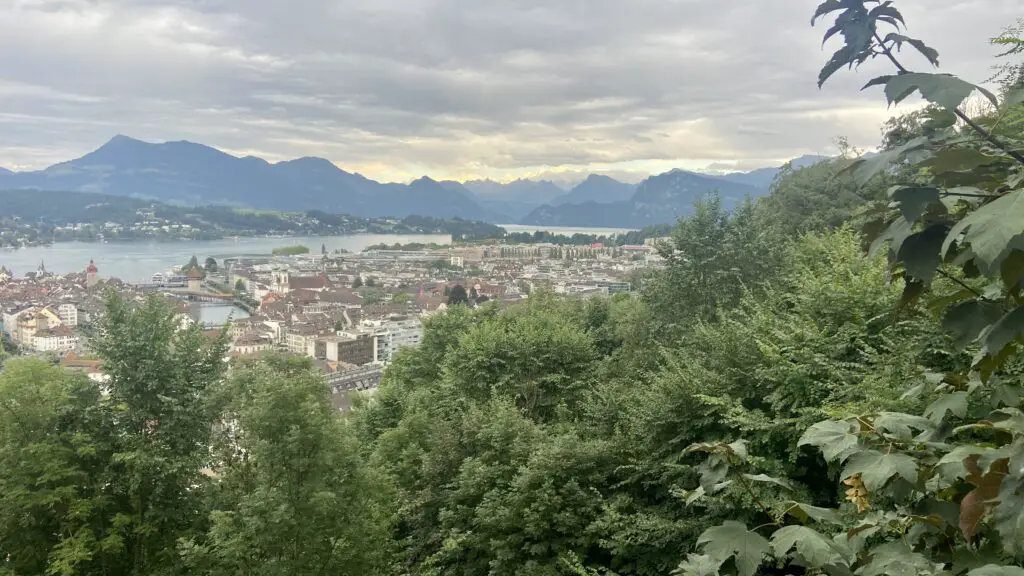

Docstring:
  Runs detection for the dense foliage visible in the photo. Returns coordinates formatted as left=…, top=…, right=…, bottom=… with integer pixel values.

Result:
left=1, top=2, right=1021, bottom=575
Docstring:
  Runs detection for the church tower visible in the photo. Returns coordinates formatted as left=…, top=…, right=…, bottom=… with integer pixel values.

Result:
left=86, top=259, right=99, bottom=288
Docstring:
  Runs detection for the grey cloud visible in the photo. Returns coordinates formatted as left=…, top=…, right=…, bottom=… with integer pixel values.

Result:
left=0, top=0, right=1017, bottom=180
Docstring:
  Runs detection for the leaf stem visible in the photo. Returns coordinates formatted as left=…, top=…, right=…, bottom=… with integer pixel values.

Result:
left=939, top=191, right=997, bottom=199
left=736, top=472, right=773, bottom=517
left=872, top=32, right=1024, bottom=166
left=935, top=269, right=989, bottom=301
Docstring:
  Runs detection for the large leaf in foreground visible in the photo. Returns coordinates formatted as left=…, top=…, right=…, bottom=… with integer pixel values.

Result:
left=841, top=450, right=918, bottom=492
left=799, top=420, right=860, bottom=462
left=771, top=525, right=851, bottom=568
left=696, top=522, right=769, bottom=576
left=944, top=190, right=1024, bottom=275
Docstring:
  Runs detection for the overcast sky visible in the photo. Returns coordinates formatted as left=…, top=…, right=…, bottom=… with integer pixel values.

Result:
left=0, top=0, right=1017, bottom=183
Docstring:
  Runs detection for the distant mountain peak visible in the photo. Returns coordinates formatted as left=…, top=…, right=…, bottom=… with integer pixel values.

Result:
left=278, top=156, right=340, bottom=170
left=99, top=134, right=147, bottom=149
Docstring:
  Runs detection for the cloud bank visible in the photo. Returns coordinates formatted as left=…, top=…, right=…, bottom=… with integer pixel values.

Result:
left=0, top=0, right=1017, bottom=181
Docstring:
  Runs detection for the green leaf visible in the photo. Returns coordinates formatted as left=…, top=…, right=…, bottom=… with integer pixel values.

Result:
left=785, top=502, right=844, bottom=526
left=811, top=0, right=845, bottom=25
left=869, top=217, right=913, bottom=259
left=869, top=3, right=905, bottom=28
left=850, top=137, right=929, bottom=186
left=742, top=473, right=793, bottom=491
left=771, top=526, right=852, bottom=568
left=890, top=186, right=941, bottom=222
left=819, top=45, right=858, bottom=88
left=696, top=522, right=769, bottom=576
left=857, top=542, right=941, bottom=576
left=992, top=408, right=1024, bottom=434
left=873, top=412, right=935, bottom=439
left=883, top=34, right=939, bottom=66
left=983, top=305, right=1024, bottom=357
left=968, top=566, right=1024, bottom=576
left=798, top=420, right=860, bottom=462
left=696, top=457, right=729, bottom=492
left=920, top=148, right=1003, bottom=172
left=727, top=439, right=748, bottom=460
left=841, top=450, right=917, bottom=492
left=990, top=384, right=1021, bottom=409
left=863, top=75, right=895, bottom=90
left=924, top=391, right=969, bottom=423
left=885, top=73, right=997, bottom=111
left=943, top=189, right=1024, bottom=275
left=942, top=300, right=1005, bottom=350
left=675, top=554, right=723, bottom=576
left=897, top=223, right=949, bottom=284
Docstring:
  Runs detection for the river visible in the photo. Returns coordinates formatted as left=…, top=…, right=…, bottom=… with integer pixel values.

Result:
left=0, top=234, right=452, bottom=282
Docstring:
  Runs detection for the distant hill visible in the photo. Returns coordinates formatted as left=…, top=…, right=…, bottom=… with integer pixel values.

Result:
left=460, top=178, right=566, bottom=222
left=521, top=169, right=766, bottom=228
left=520, top=156, right=832, bottom=227
left=0, top=167, right=11, bottom=175
left=462, top=178, right=565, bottom=205
left=713, top=154, right=830, bottom=189
left=549, top=175, right=636, bottom=206
left=0, top=136, right=495, bottom=221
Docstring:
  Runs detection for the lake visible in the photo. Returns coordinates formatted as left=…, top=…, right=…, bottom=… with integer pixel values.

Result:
left=0, top=234, right=451, bottom=282
left=499, top=224, right=637, bottom=236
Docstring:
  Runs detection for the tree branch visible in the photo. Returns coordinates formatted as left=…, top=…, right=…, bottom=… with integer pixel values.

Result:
left=872, top=32, right=1024, bottom=166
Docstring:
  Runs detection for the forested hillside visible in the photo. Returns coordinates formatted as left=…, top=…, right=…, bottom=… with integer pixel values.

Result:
left=1, top=3, right=1023, bottom=575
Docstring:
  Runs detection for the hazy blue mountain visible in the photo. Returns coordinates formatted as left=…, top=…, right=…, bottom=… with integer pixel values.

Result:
left=0, top=167, right=11, bottom=175
left=439, top=180, right=520, bottom=222
left=713, top=154, right=830, bottom=189
left=520, top=156, right=833, bottom=227
left=521, top=168, right=764, bottom=228
left=549, top=175, right=636, bottom=206
left=457, top=178, right=568, bottom=222
left=0, top=136, right=494, bottom=221
left=462, top=178, right=565, bottom=205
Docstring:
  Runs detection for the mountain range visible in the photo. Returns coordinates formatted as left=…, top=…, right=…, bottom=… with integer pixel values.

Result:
left=0, top=136, right=829, bottom=228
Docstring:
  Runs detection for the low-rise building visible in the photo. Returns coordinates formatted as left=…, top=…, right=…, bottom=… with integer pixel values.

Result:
left=32, top=325, right=79, bottom=353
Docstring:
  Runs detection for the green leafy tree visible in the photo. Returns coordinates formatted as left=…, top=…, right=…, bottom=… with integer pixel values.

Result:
left=0, top=360, right=111, bottom=576
left=644, top=197, right=786, bottom=333
left=676, top=3, right=1024, bottom=574
left=352, top=276, right=363, bottom=289
left=91, top=293, right=229, bottom=575
left=204, top=257, right=218, bottom=273
left=182, top=356, right=391, bottom=575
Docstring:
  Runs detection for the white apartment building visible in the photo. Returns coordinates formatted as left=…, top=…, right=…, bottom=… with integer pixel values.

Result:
left=364, top=316, right=423, bottom=363
left=57, top=303, right=79, bottom=327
